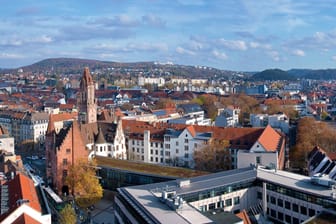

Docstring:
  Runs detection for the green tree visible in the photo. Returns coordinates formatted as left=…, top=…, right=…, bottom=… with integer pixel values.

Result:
left=59, top=204, right=77, bottom=224
left=65, top=159, right=103, bottom=209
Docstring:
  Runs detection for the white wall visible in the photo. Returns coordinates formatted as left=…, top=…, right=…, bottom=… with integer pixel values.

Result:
left=237, top=150, right=278, bottom=169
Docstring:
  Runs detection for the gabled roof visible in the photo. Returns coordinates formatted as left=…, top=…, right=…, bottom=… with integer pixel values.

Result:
left=46, top=112, right=78, bottom=134
left=0, top=173, right=41, bottom=222
left=186, top=126, right=196, bottom=137
left=12, top=213, right=43, bottom=224
left=257, top=125, right=282, bottom=152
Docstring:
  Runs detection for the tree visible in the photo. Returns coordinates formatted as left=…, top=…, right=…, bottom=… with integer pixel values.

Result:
left=65, top=159, right=103, bottom=209
left=59, top=204, right=77, bottom=224
left=290, top=117, right=336, bottom=169
left=194, top=139, right=231, bottom=172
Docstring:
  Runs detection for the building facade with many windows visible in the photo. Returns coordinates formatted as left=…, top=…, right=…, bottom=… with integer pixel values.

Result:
left=115, top=166, right=336, bottom=224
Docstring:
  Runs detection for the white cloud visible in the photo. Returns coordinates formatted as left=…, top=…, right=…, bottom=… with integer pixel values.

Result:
left=292, top=49, right=305, bottom=56
left=217, top=38, right=247, bottom=51
left=176, top=46, right=196, bottom=55
left=332, top=56, right=336, bottom=61
left=0, top=53, right=24, bottom=59
left=142, top=14, right=166, bottom=28
left=268, top=50, right=280, bottom=61
left=249, top=41, right=271, bottom=50
left=212, top=50, right=228, bottom=60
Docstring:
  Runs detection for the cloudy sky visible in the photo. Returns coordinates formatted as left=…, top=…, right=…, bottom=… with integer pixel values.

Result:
left=1, top=0, right=336, bottom=71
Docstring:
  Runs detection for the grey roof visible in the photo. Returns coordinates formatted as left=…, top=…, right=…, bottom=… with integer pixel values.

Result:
left=119, top=166, right=336, bottom=224
left=177, top=103, right=203, bottom=114
left=95, top=128, right=107, bottom=144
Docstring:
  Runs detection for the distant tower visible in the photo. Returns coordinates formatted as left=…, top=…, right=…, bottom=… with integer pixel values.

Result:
left=77, top=67, right=97, bottom=124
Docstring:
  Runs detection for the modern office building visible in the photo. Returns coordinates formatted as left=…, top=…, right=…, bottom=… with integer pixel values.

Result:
left=115, top=166, right=336, bottom=224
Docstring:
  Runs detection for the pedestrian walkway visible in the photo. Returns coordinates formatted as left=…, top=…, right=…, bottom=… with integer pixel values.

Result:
left=91, top=190, right=116, bottom=224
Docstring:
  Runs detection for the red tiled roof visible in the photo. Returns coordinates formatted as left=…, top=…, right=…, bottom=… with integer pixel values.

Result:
left=257, top=125, right=281, bottom=152
left=46, top=112, right=78, bottom=134
left=186, top=126, right=196, bottom=137
left=0, top=174, right=42, bottom=222
left=236, top=210, right=252, bottom=224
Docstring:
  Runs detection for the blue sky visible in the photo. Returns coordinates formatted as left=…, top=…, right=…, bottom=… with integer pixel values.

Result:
left=1, top=0, right=336, bottom=71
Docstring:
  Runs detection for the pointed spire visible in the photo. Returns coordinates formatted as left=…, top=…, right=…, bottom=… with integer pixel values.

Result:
left=81, top=67, right=93, bottom=87
left=95, top=127, right=106, bottom=144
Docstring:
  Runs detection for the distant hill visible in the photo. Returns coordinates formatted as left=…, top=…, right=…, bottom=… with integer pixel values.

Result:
left=287, top=69, right=336, bottom=80
left=250, top=69, right=296, bottom=81
left=0, top=58, right=237, bottom=79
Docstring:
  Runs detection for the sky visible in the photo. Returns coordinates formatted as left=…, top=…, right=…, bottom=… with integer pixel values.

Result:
left=1, top=0, right=336, bottom=71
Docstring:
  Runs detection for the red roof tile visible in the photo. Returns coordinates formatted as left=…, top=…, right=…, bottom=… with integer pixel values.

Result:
left=257, top=125, right=281, bottom=152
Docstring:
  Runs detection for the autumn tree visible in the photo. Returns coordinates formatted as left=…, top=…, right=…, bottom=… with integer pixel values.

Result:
left=59, top=204, right=77, bottom=224
left=220, top=94, right=261, bottom=124
left=290, top=117, right=336, bottom=169
left=194, top=139, right=231, bottom=172
left=65, top=159, right=103, bottom=209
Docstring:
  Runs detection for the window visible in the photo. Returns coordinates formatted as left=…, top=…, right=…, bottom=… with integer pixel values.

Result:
left=270, top=196, right=276, bottom=204
left=176, top=141, right=179, bottom=146
left=209, top=203, right=215, bottom=210
left=165, top=144, right=170, bottom=149
left=292, top=203, right=298, bottom=212
left=285, top=215, right=291, bottom=223
left=257, top=192, right=262, bottom=199
left=155, top=150, right=158, bottom=155
left=150, top=157, right=153, bottom=162
left=141, top=155, right=144, bottom=161
left=285, top=201, right=291, bottom=210
left=66, top=148, right=71, bottom=154
left=270, top=209, right=276, bottom=218
left=277, top=198, right=283, bottom=207
left=150, top=150, right=153, bottom=155
left=62, top=159, right=67, bottom=166
left=256, top=156, right=261, bottom=164
left=155, top=157, right=158, bottom=162
left=293, top=217, right=299, bottom=224
left=234, top=196, right=240, bottom=205
left=184, top=146, right=189, bottom=151
left=176, top=149, right=179, bottom=154
left=62, top=170, right=68, bottom=179
left=165, top=151, right=170, bottom=157
left=309, top=208, right=315, bottom=216
left=278, top=212, right=283, bottom=221
left=225, top=198, right=232, bottom=206
left=301, top=206, right=307, bottom=215
left=185, top=139, right=189, bottom=143
left=184, top=153, right=189, bottom=158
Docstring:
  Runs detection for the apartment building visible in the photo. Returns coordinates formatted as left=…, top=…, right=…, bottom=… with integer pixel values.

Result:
left=123, top=120, right=285, bottom=170
left=0, top=110, right=49, bottom=145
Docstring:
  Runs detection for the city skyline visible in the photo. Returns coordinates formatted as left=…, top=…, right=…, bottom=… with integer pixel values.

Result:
left=1, top=0, right=336, bottom=71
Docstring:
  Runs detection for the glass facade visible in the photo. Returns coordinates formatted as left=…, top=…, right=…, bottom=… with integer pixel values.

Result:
left=98, top=167, right=173, bottom=190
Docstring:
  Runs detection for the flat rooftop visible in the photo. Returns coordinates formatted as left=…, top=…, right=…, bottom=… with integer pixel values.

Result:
left=119, top=166, right=336, bottom=224
left=257, top=167, right=336, bottom=198
left=96, top=156, right=208, bottom=178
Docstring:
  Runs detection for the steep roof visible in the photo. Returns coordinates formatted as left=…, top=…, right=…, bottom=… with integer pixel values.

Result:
left=80, top=67, right=94, bottom=87
left=95, top=128, right=107, bottom=144
left=46, top=112, right=78, bottom=134
left=236, top=210, right=252, bottom=224
left=0, top=173, right=41, bottom=222
left=257, top=125, right=281, bottom=152
left=12, top=213, right=43, bottom=224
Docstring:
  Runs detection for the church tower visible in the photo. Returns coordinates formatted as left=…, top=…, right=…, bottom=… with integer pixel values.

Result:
left=77, top=67, right=97, bottom=124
